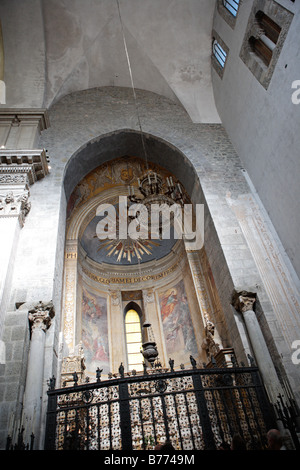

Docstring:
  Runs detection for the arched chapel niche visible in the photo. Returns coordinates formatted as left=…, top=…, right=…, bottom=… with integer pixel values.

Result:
left=60, top=149, right=231, bottom=385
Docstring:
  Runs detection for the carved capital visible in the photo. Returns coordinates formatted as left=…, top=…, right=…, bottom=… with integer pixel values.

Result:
left=233, top=291, right=256, bottom=313
left=0, top=176, right=31, bottom=226
left=28, top=301, right=55, bottom=334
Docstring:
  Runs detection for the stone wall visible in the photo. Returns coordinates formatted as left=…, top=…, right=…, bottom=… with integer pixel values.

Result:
left=212, top=0, right=300, bottom=280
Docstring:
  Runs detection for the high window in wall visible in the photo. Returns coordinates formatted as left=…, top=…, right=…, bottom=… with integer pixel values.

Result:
left=249, top=11, right=281, bottom=66
left=223, top=0, right=240, bottom=17
left=211, top=31, right=229, bottom=78
left=240, top=0, right=293, bottom=89
left=217, top=0, right=240, bottom=28
left=125, top=308, right=143, bottom=371
left=213, top=39, right=227, bottom=68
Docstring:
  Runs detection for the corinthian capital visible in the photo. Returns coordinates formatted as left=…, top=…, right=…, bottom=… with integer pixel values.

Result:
left=28, top=301, right=55, bottom=333
left=233, top=291, right=256, bottom=313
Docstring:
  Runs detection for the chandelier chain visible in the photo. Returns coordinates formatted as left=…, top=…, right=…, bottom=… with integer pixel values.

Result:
left=116, top=0, right=149, bottom=169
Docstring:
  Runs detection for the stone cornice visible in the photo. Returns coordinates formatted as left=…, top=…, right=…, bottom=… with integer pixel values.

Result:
left=0, top=148, right=49, bottom=184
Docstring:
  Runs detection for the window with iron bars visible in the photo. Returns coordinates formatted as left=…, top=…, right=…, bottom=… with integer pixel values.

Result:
left=223, top=0, right=240, bottom=17
left=212, top=39, right=227, bottom=69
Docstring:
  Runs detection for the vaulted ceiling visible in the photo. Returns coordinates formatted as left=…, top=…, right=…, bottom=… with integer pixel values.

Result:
left=0, top=0, right=220, bottom=123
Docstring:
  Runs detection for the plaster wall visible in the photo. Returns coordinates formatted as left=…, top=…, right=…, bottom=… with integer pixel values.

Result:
left=0, top=0, right=46, bottom=108
left=212, top=0, right=300, bottom=280
left=0, top=0, right=220, bottom=123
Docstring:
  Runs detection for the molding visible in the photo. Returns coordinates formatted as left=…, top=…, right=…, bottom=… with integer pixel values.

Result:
left=0, top=148, right=49, bottom=184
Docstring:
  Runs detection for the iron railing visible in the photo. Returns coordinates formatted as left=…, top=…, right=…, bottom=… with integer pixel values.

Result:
left=44, top=358, right=276, bottom=451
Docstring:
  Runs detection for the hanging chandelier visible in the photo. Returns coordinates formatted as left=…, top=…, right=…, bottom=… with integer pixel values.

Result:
left=128, top=170, right=185, bottom=208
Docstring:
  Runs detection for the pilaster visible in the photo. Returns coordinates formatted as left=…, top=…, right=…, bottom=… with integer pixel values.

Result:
left=0, top=147, right=50, bottom=362
left=62, top=240, right=78, bottom=353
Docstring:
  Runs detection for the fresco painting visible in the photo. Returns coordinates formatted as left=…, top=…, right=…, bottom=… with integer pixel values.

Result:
left=81, top=288, right=109, bottom=374
left=159, top=279, right=198, bottom=365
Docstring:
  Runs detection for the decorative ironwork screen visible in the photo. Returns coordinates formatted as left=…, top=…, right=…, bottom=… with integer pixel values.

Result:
left=44, top=362, right=275, bottom=451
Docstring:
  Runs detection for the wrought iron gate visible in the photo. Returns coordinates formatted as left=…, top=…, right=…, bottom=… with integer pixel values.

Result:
left=44, top=362, right=276, bottom=450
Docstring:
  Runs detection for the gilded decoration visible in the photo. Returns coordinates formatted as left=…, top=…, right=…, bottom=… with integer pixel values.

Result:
left=67, top=155, right=180, bottom=219
left=67, top=155, right=190, bottom=265
left=80, top=260, right=181, bottom=285
left=63, top=266, right=76, bottom=349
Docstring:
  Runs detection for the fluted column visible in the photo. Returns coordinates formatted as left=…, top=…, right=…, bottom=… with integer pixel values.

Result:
left=22, top=301, right=54, bottom=449
left=234, top=292, right=283, bottom=402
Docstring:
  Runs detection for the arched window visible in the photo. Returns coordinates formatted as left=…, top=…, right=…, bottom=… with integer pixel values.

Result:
left=125, top=308, right=143, bottom=371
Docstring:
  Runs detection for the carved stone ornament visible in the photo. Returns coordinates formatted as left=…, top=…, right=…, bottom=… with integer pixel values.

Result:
left=0, top=188, right=31, bottom=226
left=143, top=289, right=155, bottom=303
left=201, top=314, right=220, bottom=358
left=233, top=291, right=256, bottom=313
left=61, top=341, right=86, bottom=386
left=28, top=300, right=55, bottom=333
left=110, top=291, right=120, bottom=306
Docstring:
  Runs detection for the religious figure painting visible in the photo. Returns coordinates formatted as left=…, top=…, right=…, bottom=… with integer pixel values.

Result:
left=81, top=287, right=109, bottom=374
left=159, top=279, right=198, bottom=365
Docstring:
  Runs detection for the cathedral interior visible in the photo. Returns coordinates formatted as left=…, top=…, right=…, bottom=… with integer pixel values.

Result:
left=0, top=0, right=299, bottom=451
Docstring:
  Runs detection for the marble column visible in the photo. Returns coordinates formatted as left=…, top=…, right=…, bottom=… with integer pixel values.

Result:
left=22, top=301, right=54, bottom=449
left=234, top=292, right=283, bottom=402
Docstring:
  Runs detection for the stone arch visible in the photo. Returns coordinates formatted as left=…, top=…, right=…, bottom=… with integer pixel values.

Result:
left=63, top=128, right=201, bottom=205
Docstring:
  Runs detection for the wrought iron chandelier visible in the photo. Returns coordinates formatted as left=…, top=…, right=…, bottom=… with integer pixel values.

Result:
left=128, top=170, right=185, bottom=208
